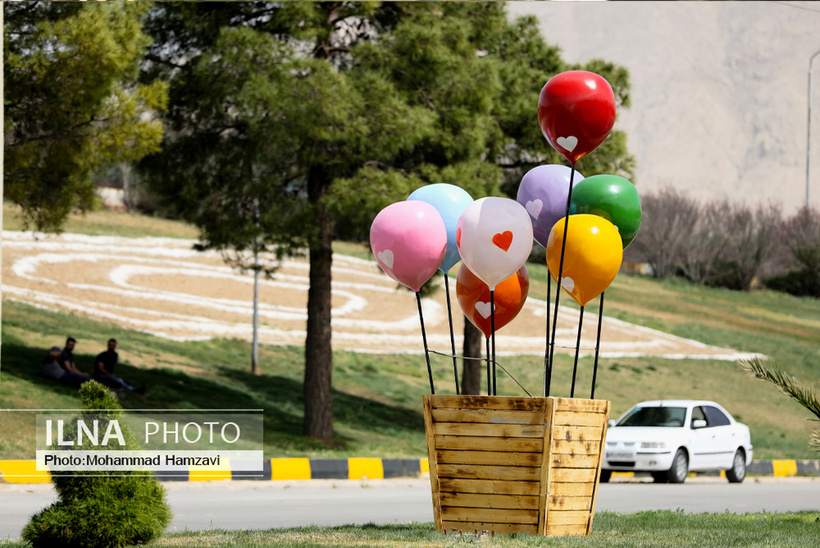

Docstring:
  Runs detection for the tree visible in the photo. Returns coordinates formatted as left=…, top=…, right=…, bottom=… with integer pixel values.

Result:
left=767, top=206, right=820, bottom=297
left=22, top=382, right=171, bottom=548
left=139, top=2, right=635, bottom=443
left=679, top=199, right=731, bottom=285
left=4, top=2, right=167, bottom=232
left=629, top=188, right=700, bottom=279
left=721, top=202, right=781, bottom=291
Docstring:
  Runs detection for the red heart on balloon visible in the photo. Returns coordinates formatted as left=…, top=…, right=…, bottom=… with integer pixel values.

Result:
left=492, top=231, right=513, bottom=252
left=538, top=71, right=616, bottom=165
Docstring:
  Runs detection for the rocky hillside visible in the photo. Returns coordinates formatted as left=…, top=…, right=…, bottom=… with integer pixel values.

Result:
left=507, top=1, right=820, bottom=214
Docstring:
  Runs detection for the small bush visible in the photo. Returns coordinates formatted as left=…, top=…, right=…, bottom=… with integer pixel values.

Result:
left=22, top=382, right=171, bottom=548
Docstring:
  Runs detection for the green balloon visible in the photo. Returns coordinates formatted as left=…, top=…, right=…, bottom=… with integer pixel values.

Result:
left=569, top=175, right=641, bottom=248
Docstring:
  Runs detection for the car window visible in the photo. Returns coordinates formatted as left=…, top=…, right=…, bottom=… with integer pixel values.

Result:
left=617, top=406, right=686, bottom=427
left=703, top=405, right=731, bottom=426
left=691, top=406, right=706, bottom=427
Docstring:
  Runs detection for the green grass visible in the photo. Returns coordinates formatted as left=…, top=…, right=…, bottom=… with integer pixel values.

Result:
left=2, top=207, right=820, bottom=459
left=2, top=512, right=817, bottom=548
left=2, top=202, right=199, bottom=239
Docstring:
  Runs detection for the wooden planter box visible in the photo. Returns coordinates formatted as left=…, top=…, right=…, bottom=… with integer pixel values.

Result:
left=423, top=395, right=610, bottom=537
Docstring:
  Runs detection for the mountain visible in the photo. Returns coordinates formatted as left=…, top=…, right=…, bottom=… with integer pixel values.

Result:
left=507, top=1, right=820, bottom=213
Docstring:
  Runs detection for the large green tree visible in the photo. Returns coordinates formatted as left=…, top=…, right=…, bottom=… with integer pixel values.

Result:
left=4, top=2, right=167, bottom=232
left=139, top=2, right=634, bottom=442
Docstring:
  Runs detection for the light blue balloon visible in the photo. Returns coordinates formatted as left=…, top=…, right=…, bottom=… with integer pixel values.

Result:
left=408, top=183, right=474, bottom=272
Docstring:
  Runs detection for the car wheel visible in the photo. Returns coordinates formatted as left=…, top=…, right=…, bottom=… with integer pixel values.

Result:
left=726, top=449, right=746, bottom=483
left=599, top=469, right=611, bottom=483
left=666, top=448, right=688, bottom=484
left=651, top=471, right=669, bottom=483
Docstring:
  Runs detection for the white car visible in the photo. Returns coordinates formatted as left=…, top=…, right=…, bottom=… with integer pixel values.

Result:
left=601, top=400, right=753, bottom=484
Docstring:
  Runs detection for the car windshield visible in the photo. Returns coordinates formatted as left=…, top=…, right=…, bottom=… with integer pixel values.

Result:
left=616, top=406, right=687, bottom=427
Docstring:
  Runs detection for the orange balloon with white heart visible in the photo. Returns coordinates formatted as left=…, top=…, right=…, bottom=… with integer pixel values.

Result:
left=456, top=263, right=530, bottom=339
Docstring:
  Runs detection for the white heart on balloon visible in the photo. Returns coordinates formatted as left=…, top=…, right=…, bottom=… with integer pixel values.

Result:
left=562, top=277, right=575, bottom=292
left=476, top=301, right=493, bottom=319
left=557, top=136, right=578, bottom=152
left=377, top=249, right=394, bottom=269
left=525, top=199, right=543, bottom=220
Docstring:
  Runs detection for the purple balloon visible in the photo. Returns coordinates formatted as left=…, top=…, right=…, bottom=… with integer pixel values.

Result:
left=516, top=164, right=585, bottom=248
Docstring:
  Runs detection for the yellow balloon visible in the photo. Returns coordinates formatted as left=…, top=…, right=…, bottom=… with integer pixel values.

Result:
left=546, top=214, right=623, bottom=306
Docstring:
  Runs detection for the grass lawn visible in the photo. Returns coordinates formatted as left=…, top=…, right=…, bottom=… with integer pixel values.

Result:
left=1, top=512, right=817, bottom=547
left=2, top=206, right=820, bottom=460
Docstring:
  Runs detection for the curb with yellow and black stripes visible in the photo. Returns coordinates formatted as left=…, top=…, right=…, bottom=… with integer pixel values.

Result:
left=0, top=458, right=817, bottom=483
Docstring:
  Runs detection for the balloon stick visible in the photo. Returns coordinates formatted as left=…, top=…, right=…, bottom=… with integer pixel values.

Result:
left=443, top=274, right=460, bottom=395
left=543, top=274, right=551, bottom=397
left=415, top=292, right=435, bottom=394
left=546, top=165, right=577, bottom=396
left=570, top=305, right=585, bottom=398
left=591, top=291, right=605, bottom=400
left=485, top=337, right=491, bottom=396
left=491, top=289, right=497, bottom=396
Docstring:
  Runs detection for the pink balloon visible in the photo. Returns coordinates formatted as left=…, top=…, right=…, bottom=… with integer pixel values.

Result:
left=370, top=201, right=447, bottom=292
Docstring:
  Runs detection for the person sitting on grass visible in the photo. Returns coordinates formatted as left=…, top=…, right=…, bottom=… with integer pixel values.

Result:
left=61, top=336, right=91, bottom=379
left=42, top=346, right=91, bottom=389
left=93, top=339, right=146, bottom=395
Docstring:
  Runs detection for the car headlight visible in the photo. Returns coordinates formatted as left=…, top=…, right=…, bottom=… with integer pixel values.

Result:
left=640, top=441, right=666, bottom=449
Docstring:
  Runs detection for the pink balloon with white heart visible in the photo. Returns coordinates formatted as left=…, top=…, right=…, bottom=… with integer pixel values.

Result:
left=369, top=201, right=447, bottom=293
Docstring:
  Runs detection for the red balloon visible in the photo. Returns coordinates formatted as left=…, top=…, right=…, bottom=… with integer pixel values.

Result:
left=537, top=71, right=616, bottom=165
left=456, top=264, right=530, bottom=339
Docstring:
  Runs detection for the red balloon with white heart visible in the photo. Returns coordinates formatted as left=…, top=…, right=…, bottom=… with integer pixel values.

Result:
left=537, top=71, right=616, bottom=165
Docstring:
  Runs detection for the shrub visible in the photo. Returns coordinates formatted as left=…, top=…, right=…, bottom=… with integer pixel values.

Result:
left=22, top=382, right=171, bottom=548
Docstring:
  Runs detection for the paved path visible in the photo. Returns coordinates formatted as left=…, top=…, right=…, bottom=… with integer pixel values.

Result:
left=1, top=477, right=818, bottom=539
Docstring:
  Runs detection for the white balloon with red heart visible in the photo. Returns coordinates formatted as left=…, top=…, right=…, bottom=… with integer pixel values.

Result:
left=456, top=197, right=533, bottom=290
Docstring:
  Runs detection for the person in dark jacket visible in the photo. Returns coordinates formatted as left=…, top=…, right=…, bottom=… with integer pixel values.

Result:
left=93, top=339, right=146, bottom=394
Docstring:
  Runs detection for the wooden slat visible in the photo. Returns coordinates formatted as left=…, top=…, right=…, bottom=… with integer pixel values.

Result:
left=549, top=480, right=595, bottom=498
left=441, top=521, right=538, bottom=535
left=432, top=408, right=545, bottom=425
left=437, top=450, right=542, bottom=467
left=549, top=495, right=593, bottom=511
left=552, top=453, right=600, bottom=469
left=422, top=395, right=443, bottom=531
left=553, top=411, right=607, bottom=427
left=547, top=522, right=589, bottom=537
left=538, top=397, right=556, bottom=535
left=553, top=425, right=603, bottom=442
left=546, top=510, right=591, bottom=526
left=440, top=492, right=540, bottom=510
left=441, top=506, right=539, bottom=525
left=438, top=478, right=541, bottom=496
left=434, top=423, right=544, bottom=438
left=552, top=439, right=602, bottom=456
left=429, top=395, right=546, bottom=411
left=435, top=435, right=543, bottom=453
left=436, top=463, right=540, bottom=482
left=551, top=467, right=598, bottom=483
left=554, top=398, right=609, bottom=414
left=587, top=400, right=610, bottom=535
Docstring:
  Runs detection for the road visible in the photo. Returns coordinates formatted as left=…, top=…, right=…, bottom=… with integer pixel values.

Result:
left=1, top=477, right=818, bottom=539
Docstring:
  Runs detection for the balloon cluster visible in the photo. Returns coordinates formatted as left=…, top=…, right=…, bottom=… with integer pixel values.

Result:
left=370, top=186, right=533, bottom=339
left=368, top=70, right=641, bottom=397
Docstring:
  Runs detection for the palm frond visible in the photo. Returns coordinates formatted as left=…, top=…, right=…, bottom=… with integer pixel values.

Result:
left=739, top=357, right=820, bottom=451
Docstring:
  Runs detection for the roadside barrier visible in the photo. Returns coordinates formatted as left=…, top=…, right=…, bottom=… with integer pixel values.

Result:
left=1, top=458, right=817, bottom=483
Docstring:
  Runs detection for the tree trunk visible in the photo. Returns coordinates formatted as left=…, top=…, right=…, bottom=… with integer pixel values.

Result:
left=461, top=320, right=483, bottom=395
left=303, top=167, right=334, bottom=442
